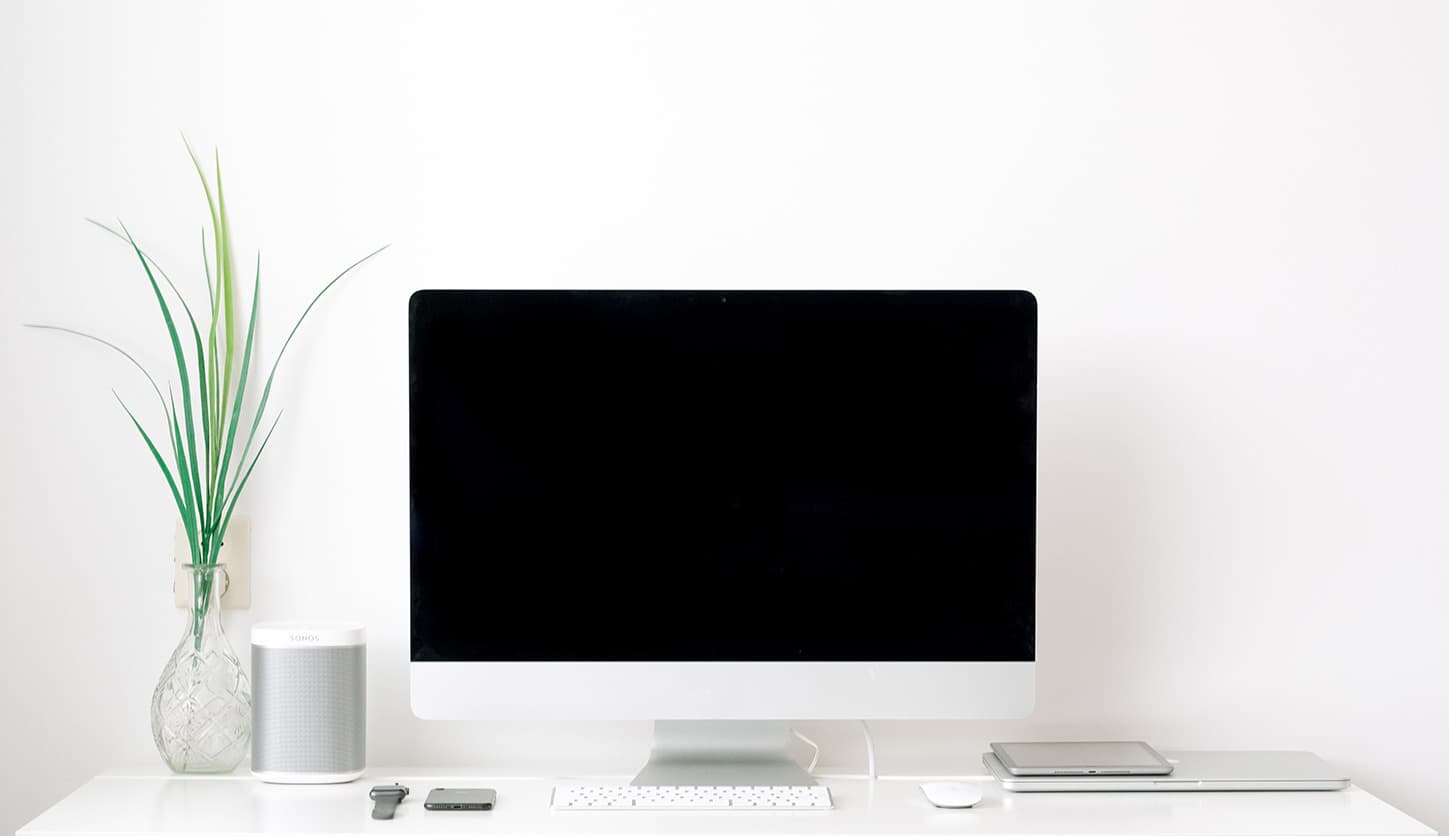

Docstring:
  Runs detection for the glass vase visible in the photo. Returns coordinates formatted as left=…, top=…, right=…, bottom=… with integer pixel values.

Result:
left=151, top=562, right=252, bottom=773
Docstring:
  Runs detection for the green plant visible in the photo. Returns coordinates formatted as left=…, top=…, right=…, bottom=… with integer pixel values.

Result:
left=28, top=142, right=385, bottom=630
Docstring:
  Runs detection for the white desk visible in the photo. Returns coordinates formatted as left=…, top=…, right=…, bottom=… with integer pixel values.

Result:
left=18, top=768, right=1435, bottom=836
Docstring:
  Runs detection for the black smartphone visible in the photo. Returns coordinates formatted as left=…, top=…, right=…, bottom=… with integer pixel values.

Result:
left=424, top=788, right=497, bottom=810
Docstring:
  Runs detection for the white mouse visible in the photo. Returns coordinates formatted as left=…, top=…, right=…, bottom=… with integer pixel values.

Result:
left=920, top=781, right=983, bottom=809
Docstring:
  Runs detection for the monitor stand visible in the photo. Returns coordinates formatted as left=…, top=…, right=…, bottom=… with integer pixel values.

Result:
left=631, top=721, right=815, bottom=786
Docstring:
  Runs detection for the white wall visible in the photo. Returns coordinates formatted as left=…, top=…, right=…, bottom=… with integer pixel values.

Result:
left=3, top=0, right=1448, bottom=832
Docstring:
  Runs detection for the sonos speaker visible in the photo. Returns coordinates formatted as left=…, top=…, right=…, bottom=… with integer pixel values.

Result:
left=251, top=622, right=366, bottom=783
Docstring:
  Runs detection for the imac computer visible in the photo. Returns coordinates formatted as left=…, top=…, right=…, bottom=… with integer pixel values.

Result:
left=409, top=290, right=1037, bottom=786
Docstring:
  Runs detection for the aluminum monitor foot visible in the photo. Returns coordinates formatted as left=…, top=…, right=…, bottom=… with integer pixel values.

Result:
left=631, top=721, right=815, bottom=787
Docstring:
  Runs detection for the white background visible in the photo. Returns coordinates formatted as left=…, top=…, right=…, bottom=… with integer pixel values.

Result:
left=2, top=1, right=1447, bottom=833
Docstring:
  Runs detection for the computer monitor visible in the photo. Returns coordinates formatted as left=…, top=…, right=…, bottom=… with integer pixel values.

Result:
left=409, top=290, right=1036, bottom=784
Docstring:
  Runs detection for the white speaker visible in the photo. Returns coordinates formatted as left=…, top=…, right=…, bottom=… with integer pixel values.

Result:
left=251, top=622, right=366, bottom=784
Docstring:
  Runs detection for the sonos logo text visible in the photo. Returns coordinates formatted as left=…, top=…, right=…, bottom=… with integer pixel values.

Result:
left=290, top=633, right=320, bottom=643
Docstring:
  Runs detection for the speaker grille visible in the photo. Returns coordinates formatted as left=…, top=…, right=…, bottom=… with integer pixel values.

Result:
left=252, top=645, right=365, bottom=774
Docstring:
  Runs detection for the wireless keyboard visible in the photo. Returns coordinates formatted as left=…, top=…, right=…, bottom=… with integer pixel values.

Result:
left=551, top=784, right=834, bottom=810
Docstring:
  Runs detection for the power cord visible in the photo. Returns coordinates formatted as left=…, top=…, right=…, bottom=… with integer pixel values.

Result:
left=791, top=723, right=877, bottom=779
left=791, top=728, right=821, bottom=773
left=860, top=720, right=877, bottom=780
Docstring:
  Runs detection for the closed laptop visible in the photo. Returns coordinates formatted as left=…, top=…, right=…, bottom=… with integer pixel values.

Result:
left=984, top=750, right=1349, bottom=792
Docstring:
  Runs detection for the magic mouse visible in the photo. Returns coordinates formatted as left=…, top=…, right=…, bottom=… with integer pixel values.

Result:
left=920, top=781, right=983, bottom=809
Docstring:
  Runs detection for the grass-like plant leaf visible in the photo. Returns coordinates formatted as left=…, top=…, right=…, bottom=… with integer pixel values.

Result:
left=184, top=137, right=227, bottom=483
left=209, top=261, right=260, bottom=558
left=224, top=243, right=389, bottom=499
left=216, top=411, right=282, bottom=551
left=23, top=324, right=169, bottom=425
left=200, top=230, right=216, bottom=319
left=119, top=221, right=206, bottom=564
left=30, top=140, right=385, bottom=591
left=116, top=391, right=191, bottom=552
left=214, top=150, right=238, bottom=432
left=166, top=388, right=198, bottom=562
left=102, top=221, right=219, bottom=540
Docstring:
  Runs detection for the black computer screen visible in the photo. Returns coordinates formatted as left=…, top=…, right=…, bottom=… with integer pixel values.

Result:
left=410, top=290, right=1035, bottom=662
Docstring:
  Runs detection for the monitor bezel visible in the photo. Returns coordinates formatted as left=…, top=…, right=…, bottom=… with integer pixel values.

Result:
left=408, top=288, right=1037, bottom=720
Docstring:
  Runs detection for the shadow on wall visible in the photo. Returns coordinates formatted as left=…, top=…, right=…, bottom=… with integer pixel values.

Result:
left=1034, top=371, right=1168, bottom=725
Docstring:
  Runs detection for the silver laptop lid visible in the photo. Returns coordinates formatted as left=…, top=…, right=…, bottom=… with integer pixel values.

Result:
left=984, top=751, right=1350, bottom=792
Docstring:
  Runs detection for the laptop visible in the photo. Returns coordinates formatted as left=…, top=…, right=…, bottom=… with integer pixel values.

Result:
left=983, top=751, right=1349, bottom=792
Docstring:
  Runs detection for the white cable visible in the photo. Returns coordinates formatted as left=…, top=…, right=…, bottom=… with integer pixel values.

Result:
left=791, top=723, right=875, bottom=779
left=859, top=720, right=877, bottom=780
left=791, top=728, right=821, bottom=774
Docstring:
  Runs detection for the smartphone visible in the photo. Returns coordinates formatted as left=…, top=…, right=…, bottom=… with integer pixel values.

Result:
left=424, top=788, right=497, bottom=810
left=990, top=741, right=1174, bottom=776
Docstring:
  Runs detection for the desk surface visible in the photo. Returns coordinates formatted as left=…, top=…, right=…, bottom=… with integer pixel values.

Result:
left=19, top=768, right=1435, bottom=836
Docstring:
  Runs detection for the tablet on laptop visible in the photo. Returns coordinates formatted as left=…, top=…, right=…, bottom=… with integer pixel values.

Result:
left=983, top=750, right=1349, bottom=792
left=990, top=741, right=1173, bottom=775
